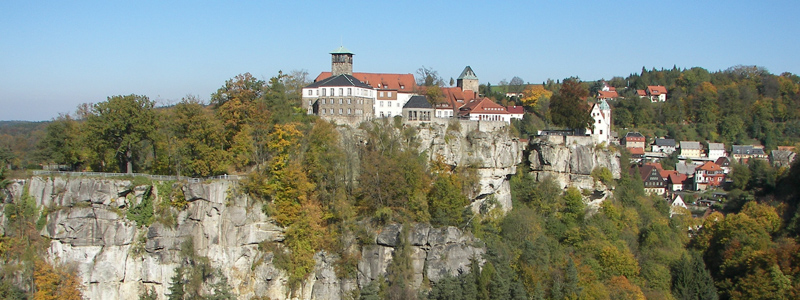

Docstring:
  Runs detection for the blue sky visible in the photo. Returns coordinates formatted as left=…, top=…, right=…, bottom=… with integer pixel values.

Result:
left=1, top=0, right=798, bottom=121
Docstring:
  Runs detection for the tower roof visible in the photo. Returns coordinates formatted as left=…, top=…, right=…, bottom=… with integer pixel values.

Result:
left=330, top=46, right=354, bottom=55
left=457, top=66, right=478, bottom=80
left=599, top=99, right=611, bottom=110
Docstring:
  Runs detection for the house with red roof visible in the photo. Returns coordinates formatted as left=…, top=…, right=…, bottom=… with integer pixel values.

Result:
left=646, top=85, right=668, bottom=102
left=459, top=98, right=510, bottom=122
left=597, top=90, right=619, bottom=101
left=695, top=161, right=725, bottom=190
left=506, top=106, right=524, bottom=120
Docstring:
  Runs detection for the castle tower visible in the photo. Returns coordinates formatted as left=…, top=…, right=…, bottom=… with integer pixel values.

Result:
left=331, top=46, right=354, bottom=76
left=457, top=66, right=479, bottom=92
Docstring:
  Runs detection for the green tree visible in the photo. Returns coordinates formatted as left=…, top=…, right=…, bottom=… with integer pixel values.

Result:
left=671, top=252, right=719, bottom=300
left=167, top=98, right=229, bottom=177
left=549, top=78, right=591, bottom=130
left=84, top=94, right=156, bottom=173
left=35, top=114, right=84, bottom=170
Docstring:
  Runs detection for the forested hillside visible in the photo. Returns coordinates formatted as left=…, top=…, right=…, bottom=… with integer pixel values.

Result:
left=1, top=65, right=800, bottom=299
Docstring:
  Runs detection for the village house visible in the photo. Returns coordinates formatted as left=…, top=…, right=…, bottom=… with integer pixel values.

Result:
left=715, top=156, right=732, bottom=174
left=731, top=145, right=767, bottom=163
left=402, top=95, right=433, bottom=122
left=623, top=132, right=646, bottom=159
left=694, top=161, right=725, bottom=191
left=633, top=164, right=666, bottom=195
left=652, top=138, right=677, bottom=154
left=645, top=85, right=668, bottom=102
left=506, top=105, right=525, bottom=120
left=458, top=97, right=510, bottom=122
left=707, top=142, right=726, bottom=161
left=771, top=149, right=797, bottom=167
left=587, top=100, right=612, bottom=144
left=680, top=141, right=703, bottom=159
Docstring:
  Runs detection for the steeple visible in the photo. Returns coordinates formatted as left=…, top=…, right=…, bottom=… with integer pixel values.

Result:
left=331, top=46, right=354, bottom=76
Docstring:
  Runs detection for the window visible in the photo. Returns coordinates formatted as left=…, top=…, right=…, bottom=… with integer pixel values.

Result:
left=321, top=109, right=325, bottom=115
left=322, top=89, right=326, bottom=96
left=339, top=108, right=343, bottom=115
left=330, top=108, right=334, bottom=114
left=308, top=100, right=312, bottom=106
left=347, top=98, right=351, bottom=104
left=379, top=91, right=384, bottom=97
left=316, top=89, right=319, bottom=96
left=321, top=99, right=326, bottom=105
left=339, top=98, right=343, bottom=104
left=388, top=92, right=392, bottom=97
left=347, top=108, right=351, bottom=114
left=400, top=85, right=404, bottom=89
left=308, top=90, right=312, bottom=96
left=347, top=88, right=352, bottom=96
left=380, top=101, right=384, bottom=107
left=339, top=88, right=343, bottom=96
left=330, top=88, right=334, bottom=96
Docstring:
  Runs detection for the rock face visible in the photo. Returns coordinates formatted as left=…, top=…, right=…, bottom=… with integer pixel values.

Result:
left=528, top=135, right=622, bottom=190
left=358, top=223, right=484, bottom=288
left=7, top=177, right=485, bottom=300
left=415, top=121, right=524, bottom=212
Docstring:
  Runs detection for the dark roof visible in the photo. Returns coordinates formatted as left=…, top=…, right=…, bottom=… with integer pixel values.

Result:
left=654, top=138, right=676, bottom=147
left=305, top=74, right=372, bottom=89
left=458, top=66, right=478, bottom=80
left=732, top=145, right=765, bottom=155
left=625, top=132, right=645, bottom=138
left=403, top=95, right=432, bottom=109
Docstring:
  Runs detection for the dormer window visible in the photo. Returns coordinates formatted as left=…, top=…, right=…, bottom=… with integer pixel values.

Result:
left=400, top=85, right=405, bottom=89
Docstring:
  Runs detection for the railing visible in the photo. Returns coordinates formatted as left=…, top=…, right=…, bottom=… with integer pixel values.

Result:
left=31, top=170, right=244, bottom=183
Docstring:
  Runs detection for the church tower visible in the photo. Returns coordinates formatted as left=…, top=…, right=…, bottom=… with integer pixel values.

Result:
left=457, top=66, right=479, bottom=92
left=331, top=46, right=354, bottom=76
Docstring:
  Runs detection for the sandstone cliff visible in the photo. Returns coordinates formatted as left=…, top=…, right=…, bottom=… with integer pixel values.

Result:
left=527, top=135, right=622, bottom=190
left=4, top=177, right=484, bottom=300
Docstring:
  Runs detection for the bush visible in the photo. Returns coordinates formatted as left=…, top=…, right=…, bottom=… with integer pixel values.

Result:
left=591, top=167, right=614, bottom=187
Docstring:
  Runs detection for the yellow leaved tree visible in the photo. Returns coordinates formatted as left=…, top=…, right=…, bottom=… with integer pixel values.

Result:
left=520, top=85, right=553, bottom=107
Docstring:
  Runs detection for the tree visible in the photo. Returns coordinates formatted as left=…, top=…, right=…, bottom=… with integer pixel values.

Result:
left=35, top=114, right=84, bottom=170
left=84, top=94, right=156, bottom=173
left=519, top=85, right=553, bottom=108
left=671, top=252, right=719, bottom=300
left=549, top=78, right=591, bottom=130
left=416, top=66, right=444, bottom=87
left=509, top=76, right=525, bottom=94
left=167, top=97, right=230, bottom=177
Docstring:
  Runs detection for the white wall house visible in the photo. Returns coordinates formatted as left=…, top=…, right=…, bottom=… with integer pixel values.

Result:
left=588, top=100, right=612, bottom=144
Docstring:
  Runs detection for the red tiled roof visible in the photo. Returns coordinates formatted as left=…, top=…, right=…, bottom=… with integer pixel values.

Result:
left=441, top=86, right=478, bottom=109
left=636, top=89, right=647, bottom=96
left=597, top=90, right=619, bottom=99
left=506, top=105, right=524, bottom=114
left=669, top=173, right=687, bottom=184
left=647, top=85, right=668, bottom=95
left=315, top=72, right=416, bottom=92
left=629, top=147, right=645, bottom=155
left=461, top=98, right=509, bottom=115
left=698, top=161, right=723, bottom=172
